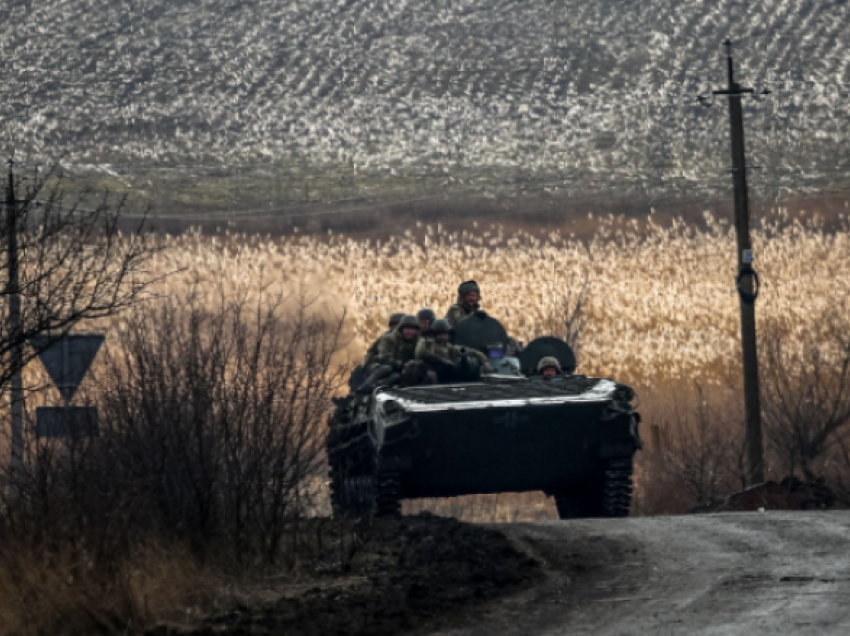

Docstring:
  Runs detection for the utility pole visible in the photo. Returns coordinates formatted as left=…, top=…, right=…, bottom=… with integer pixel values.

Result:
left=701, top=40, right=767, bottom=486
left=5, top=159, right=23, bottom=473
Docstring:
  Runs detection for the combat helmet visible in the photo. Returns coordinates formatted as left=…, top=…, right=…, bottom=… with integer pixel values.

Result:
left=537, top=356, right=562, bottom=374
left=417, top=307, right=436, bottom=322
left=456, top=280, right=481, bottom=306
left=457, top=280, right=480, bottom=296
left=397, top=314, right=420, bottom=330
left=389, top=311, right=406, bottom=328
left=430, top=319, right=452, bottom=334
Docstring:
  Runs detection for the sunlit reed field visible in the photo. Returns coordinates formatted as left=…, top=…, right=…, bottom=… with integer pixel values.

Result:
left=139, top=209, right=850, bottom=385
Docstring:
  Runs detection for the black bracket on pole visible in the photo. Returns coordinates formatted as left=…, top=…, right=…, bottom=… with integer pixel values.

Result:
left=736, top=268, right=760, bottom=304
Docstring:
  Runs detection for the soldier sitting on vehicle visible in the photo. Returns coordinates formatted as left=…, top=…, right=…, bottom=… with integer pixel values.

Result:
left=445, top=280, right=482, bottom=327
left=363, top=311, right=406, bottom=367
left=537, top=356, right=563, bottom=381
left=415, top=319, right=492, bottom=383
left=417, top=307, right=436, bottom=336
left=356, top=314, right=421, bottom=393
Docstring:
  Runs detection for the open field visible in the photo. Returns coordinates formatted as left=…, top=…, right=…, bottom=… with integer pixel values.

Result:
left=106, top=207, right=850, bottom=523
left=4, top=0, right=850, bottom=214
left=137, top=209, right=850, bottom=383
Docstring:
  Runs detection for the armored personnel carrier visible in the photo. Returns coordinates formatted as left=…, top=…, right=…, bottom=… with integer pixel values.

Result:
left=327, top=314, right=641, bottom=520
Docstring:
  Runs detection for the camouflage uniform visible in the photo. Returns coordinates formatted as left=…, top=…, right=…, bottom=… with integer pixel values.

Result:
left=415, top=318, right=490, bottom=383
left=363, top=312, right=405, bottom=367
left=376, top=328, right=420, bottom=371
left=445, top=280, right=481, bottom=327
left=364, top=330, right=394, bottom=367
left=415, top=338, right=488, bottom=369
left=356, top=315, right=421, bottom=393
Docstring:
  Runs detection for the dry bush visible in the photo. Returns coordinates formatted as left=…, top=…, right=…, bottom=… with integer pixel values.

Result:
left=0, top=539, right=214, bottom=636
left=93, top=289, right=349, bottom=562
left=0, top=284, right=350, bottom=634
left=632, top=382, right=749, bottom=515
left=761, top=307, right=850, bottom=481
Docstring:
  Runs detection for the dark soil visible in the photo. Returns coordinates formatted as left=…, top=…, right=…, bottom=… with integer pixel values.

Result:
left=151, top=514, right=541, bottom=636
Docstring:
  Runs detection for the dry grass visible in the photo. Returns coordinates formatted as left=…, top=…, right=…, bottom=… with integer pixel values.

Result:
left=125, top=207, right=850, bottom=387
left=0, top=542, right=215, bottom=636
left=7, top=207, right=850, bottom=632
left=124, top=208, right=850, bottom=522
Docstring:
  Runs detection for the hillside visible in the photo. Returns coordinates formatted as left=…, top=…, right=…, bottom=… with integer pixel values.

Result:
left=3, top=0, right=850, bottom=215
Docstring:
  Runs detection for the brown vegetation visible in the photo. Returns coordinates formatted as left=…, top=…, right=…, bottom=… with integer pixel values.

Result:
left=4, top=194, right=850, bottom=631
left=0, top=286, right=350, bottom=634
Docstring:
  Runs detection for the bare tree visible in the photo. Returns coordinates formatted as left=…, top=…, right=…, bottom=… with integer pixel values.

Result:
left=0, top=165, right=155, bottom=390
left=661, top=383, right=748, bottom=509
left=761, top=315, right=850, bottom=481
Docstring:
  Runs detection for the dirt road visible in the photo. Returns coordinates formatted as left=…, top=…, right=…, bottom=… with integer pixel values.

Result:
left=429, top=511, right=850, bottom=636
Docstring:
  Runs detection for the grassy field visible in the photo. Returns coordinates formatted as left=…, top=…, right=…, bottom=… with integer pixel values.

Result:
left=92, top=206, right=841, bottom=524
left=137, top=208, right=848, bottom=384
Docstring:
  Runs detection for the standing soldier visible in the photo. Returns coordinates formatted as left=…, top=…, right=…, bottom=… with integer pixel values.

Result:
left=363, top=311, right=406, bottom=367
left=416, top=319, right=491, bottom=382
left=356, top=315, right=421, bottom=393
left=445, top=280, right=481, bottom=327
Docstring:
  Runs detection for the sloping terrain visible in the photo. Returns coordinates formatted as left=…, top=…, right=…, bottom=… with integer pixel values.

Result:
left=431, top=511, right=850, bottom=636
left=148, top=515, right=541, bottom=636
left=3, top=0, right=850, bottom=207
left=147, top=512, right=850, bottom=635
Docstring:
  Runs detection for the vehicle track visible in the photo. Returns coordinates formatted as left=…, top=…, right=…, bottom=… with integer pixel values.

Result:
left=428, top=511, right=850, bottom=636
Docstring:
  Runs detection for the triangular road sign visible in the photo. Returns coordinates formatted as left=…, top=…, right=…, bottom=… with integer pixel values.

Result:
left=29, top=334, right=105, bottom=404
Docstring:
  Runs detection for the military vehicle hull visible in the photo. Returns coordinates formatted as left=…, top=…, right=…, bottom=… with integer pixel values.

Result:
left=327, top=375, right=641, bottom=519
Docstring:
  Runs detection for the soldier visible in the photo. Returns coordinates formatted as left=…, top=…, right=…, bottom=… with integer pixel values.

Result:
left=445, top=280, right=481, bottom=327
left=363, top=311, right=405, bottom=367
left=416, top=319, right=492, bottom=382
left=356, top=315, right=421, bottom=393
left=537, top=356, right=563, bottom=380
left=417, top=308, right=436, bottom=336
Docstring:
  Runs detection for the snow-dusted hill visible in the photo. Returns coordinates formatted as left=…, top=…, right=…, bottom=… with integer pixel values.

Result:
left=3, top=0, right=850, bottom=210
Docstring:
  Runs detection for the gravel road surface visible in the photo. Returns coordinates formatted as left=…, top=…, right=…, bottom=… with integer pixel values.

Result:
left=428, top=511, right=850, bottom=636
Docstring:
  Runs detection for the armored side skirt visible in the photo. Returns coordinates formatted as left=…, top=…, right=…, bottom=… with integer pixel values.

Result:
left=382, top=402, right=638, bottom=499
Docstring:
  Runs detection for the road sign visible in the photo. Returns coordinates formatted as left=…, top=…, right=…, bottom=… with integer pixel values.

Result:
left=36, top=406, right=99, bottom=438
left=29, top=334, right=105, bottom=404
